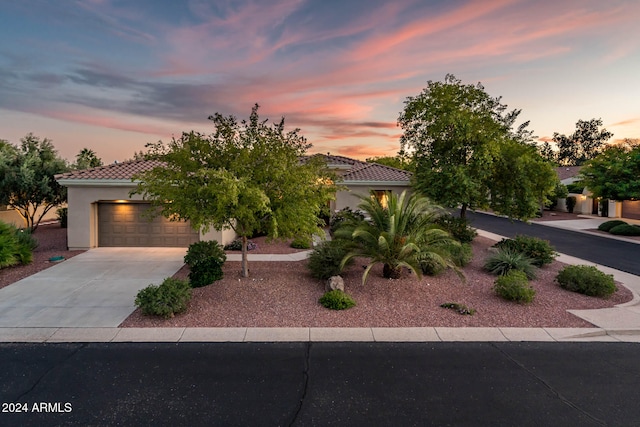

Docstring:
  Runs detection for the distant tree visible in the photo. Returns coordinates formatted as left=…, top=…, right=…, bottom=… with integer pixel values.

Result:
left=132, top=104, right=338, bottom=277
left=578, top=145, right=640, bottom=201
left=398, top=74, right=552, bottom=220
left=538, top=141, right=558, bottom=164
left=553, top=118, right=613, bottom=166
left=73, top=148, right=103, bottom=169
left=0, top=134, right=69, bottom=231
left=365, top=155, right=414, bottom=171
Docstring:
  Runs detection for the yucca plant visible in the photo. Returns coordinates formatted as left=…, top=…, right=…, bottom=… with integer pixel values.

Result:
left=337, top=190, right=456, bottom=284
left=484, top=248, right=537, bottom=280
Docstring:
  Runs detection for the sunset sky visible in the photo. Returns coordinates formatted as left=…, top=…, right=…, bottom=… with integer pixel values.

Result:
left=1, top=0, right=639, bottom=163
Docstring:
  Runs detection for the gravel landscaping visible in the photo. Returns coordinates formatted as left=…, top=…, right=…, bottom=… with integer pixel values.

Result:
left=121, top=235, right=633, bottom=328
left=0, top=223, right=85, bottom=290
left=1, top=224, right=632, bottom=328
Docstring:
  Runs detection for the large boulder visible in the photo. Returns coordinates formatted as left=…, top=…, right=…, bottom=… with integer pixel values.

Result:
left=325, top=275, right=345, bottom=292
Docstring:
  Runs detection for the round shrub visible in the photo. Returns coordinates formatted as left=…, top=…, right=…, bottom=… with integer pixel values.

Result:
left=319, top=290, right=356, bottom=310
left=494, top=235, right=556, bottom=267
left=135, top=277, right=192, bottom=318
left=608, top=224, right=640, bottom=236
left=556, top=265, right=616, bottom=297
left=484, top=249, right=537, bottom=279
left=290, top=236, right=312, bottom=249
left=435, top=215, right=477, bottom=243
left=493, top=270, right=536, bottom=304
left=597, top=220, right=627, bottom=232
left=307, top=239, right=353, bottom=280
left=450, top=242, right=473, bottom=267
left=184, top=240, right=227, bottom=287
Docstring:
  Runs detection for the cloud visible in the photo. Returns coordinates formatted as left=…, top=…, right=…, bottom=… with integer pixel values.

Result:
left=610, top=117, right=640, bottom=127
left=325, top=143, right=399, bottom=160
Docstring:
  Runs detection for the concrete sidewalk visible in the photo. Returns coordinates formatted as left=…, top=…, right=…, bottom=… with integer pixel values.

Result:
left=531, top=214, right=640, bottom=244
left=1, top=221, right=640, bottom=343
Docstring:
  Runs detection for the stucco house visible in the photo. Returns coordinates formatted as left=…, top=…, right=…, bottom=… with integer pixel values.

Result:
left=554, top=166, right=640, bottom=219
left=55, top=154, right=411, bottom=250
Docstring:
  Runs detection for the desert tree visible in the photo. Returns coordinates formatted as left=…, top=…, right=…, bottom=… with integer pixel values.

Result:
left=0, top=134, right=69, bottom=231
left=132, top=104, right=337, bottom=277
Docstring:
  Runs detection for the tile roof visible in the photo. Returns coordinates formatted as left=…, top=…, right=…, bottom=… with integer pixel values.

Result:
left=55, top=156, right=412, bottom=184
left=555, top=166, right=582, bottom=181
left=342, top=162, right=412, bottom=182
left=55, top=160, right=164, bottom=181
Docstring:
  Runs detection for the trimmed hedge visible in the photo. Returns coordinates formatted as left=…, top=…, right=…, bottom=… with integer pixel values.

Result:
left=597, top=220, right=627, bottom=232
left=609, top=224, right=640, bottom=236
left=556, top=265, right=616, bottom=297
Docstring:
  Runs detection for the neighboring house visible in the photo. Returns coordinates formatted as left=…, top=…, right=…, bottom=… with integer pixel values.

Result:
left=55, top=155, right=412, bottom=250
left=554, top=166, right=639, bottom=219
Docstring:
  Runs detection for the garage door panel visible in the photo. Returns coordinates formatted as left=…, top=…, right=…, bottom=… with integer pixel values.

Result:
left=622, top=201, right=640, bottom=220
left=99, top=203, right=199, bottom=247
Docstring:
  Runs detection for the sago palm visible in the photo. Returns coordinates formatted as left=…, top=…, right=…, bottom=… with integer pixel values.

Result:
left=337, top=190, right=456, bottom=284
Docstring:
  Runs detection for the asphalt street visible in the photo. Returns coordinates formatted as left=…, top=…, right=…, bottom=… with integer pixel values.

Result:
left=467, top=212, right=640, bottom=276
left=2, top=342, right=639, bottom=426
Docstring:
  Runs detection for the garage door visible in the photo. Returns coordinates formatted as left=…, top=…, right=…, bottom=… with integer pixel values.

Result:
left=622, top=201, right=640, bottom=220
left=98, top=202, right=199, bottom=247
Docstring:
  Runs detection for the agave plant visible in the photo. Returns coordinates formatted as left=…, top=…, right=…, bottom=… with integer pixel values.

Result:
left=337, top=190, right=457, bottom=284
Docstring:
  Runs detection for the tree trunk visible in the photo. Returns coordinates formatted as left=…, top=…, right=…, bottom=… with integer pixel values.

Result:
left=241, top=235, right=249, bottom=277
left=460, top=204, right=467, bottom=219
left=383, top=263, right=402, bottom=279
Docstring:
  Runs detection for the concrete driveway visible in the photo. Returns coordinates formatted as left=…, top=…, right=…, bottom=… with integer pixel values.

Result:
left=0, top=248, right=186, bottom=327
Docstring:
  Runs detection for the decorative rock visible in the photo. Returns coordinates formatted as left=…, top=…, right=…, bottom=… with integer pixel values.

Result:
left=325, top=275, right=345, bottom=292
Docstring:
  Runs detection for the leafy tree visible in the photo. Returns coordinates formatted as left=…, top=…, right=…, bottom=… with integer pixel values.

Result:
left=365, top=155, right=414, bottom=171
left=0, top=134, right=69, bottom=231
left=578, top=144, right=640, bottom=201
left=73, top=148, right=103, bottom=170
left=553, top=118, right=613, bottom=166
left=132, top=104, right=337, bottom=277
left=398, top=74, right=554, bottom=220
left=489, top=141, right=558, bottom=218
left=337, top=190, right=456, bottom=283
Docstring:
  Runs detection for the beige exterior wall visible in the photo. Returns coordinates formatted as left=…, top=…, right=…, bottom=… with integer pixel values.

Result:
left=0, top=205, right=60, bottom=228
left=66, top=184, right=237, bottom=249
left=335, top=184, right=412, bottom=212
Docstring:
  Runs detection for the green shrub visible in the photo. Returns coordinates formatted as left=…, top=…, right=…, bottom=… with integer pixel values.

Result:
left=57, top=207, right=68, bottom=228
left=597, top=220, right=627, bottom=232
left=494, top=235, right=557, bottom=267
left=566, top=196, right=576, bottom=213
left=493, top=270, right=536, bottom=303
left=223, top=238, right=257, bottom=251
left=484, top=249, right=537, bottom=279
left=440, top=302, right=476, bottom=315
left=135, top=277, right=192, bottom=318
left=290, top=236, right=312, bottom=249
left=608, top=224, right=640, bottom=236
left=450, top=242, right=473, bottom=267
left=566, top=183, right=584, bottom=194
left=329, top=207, right=365, bottom=235
left=435, top=215, right=477, bottom=243
left=556, top=265, right=617, bottom=297
left=0, top=221, right=35, bottom=269
left=307, top=239, right=353, bottom=280
left=319, top=290, right=356, bottom=310
left=184, top=240, right=227, bottom=287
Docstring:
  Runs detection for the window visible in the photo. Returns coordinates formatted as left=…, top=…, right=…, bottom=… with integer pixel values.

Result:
left=372, top=190, right=389, bottom=209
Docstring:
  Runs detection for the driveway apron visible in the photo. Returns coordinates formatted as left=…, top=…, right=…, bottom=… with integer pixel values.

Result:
left=0, top=248, right=186, bottom=327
